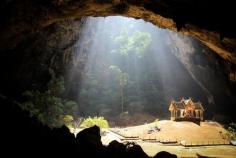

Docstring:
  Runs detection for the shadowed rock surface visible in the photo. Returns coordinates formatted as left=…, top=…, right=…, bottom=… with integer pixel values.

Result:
left=0, top=96, right=176, bottom=158
left=1, top=0, right=236, bottom=64
left=0, top=1, right=236, bottom=157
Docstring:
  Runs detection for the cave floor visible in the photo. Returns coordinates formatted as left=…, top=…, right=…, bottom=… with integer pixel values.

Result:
left=72, top=120, right=236, bottom=157
left=138, top=143, right=236, bottom=158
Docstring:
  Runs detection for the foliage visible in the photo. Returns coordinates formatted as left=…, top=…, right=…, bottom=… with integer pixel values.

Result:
left=47, top=70, right=65, bottom=95
left=80, top=116, right=109, bottom=128
left=112, top=30, right=151, bottom=57
left=109, top=65, right=129, bottom=87
left=109, top=65, right=129, bottom=113
left=109, top=65, right=122, bottom=78
left=226, top=122, right=236, bottom=140
left=62, top=115, right=74, bottom=126
left=63, top=100, right=78, bottom=116
left=66, top=19, right=168, bottom=119
left=20, top=73, right=78, bottom=127
left=119, top=73, right=129, bottom=87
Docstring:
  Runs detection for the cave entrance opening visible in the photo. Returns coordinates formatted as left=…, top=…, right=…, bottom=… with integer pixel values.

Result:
left=19, top=16, right=235, bottom=131
left=62, top=16, right=210, bottom=128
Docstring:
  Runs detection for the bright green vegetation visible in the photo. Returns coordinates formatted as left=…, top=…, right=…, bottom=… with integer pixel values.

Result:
left=62, top=115, right=74, bottom=128
left=80, top=116, right=109, bottom=128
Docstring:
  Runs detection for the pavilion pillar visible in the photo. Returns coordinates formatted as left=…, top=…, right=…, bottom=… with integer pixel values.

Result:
left=195, top=110, right=198, bottom=118
left=170, top=110, right=175, bottom=120
left=200, top=111, right=203, bottom=121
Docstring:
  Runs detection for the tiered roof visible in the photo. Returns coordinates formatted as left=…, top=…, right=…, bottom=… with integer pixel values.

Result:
left=169, top=98, right=204, bottom=111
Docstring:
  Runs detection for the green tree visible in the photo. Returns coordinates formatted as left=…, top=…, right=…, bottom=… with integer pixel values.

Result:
left=63, top=100, right=78, bottom=117
left=20, top=73, right=78, bottom=127
left=62, top=115, right=74, bottom=127
left=111, top=30, right=151, bottom=58
left=108, top=30, right=151, bottom=114
left=109, top=65, right=129, bottom=113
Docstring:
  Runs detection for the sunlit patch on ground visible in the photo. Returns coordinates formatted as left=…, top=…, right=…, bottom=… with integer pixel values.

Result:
left=73, top=120, right=236, bottom=157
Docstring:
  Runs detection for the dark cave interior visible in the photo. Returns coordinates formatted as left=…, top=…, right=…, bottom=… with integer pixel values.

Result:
left=1, top=0, right=236, bottom=157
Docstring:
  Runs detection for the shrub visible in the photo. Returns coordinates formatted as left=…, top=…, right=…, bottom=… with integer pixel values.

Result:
left=80, top=116, right=109, bottom=128
left=226, top=122, right=236, bottom=140
left=62, top=115, right=74, bottom=125
left=20, top=73, right=79, bottom=128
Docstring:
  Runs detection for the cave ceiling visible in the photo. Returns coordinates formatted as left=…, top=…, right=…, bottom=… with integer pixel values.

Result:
left=0, top=0, right=236, bottom=64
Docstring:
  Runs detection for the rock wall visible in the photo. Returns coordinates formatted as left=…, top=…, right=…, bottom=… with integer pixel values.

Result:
left=1, top=96, right=177, bottom=158
left=165, top=33, right=236, bottom=120
left=0, top=19, right=83, bottom=97
left=1, top=0, right=236, bottom=64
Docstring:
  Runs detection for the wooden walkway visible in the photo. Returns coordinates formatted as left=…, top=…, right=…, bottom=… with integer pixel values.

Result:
left=109, top=129, right=231, bottom=147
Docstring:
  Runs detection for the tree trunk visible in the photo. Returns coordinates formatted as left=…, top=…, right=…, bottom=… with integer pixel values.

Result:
left=120, top=87, right=124, bottom=113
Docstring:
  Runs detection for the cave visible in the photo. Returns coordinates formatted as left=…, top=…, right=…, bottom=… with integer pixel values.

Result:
left=1, top=0, right=236, bottom=157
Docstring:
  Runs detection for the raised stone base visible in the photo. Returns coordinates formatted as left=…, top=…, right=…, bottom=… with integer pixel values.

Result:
left=173, top=117, right=201, bottom=125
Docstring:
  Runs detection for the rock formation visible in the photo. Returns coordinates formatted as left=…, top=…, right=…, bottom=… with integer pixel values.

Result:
left=1, top=0, right=236, bottom=64
left=0, top=1, right=236, bottom=156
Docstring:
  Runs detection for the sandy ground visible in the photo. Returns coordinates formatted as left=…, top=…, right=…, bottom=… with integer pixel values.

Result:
left=139, top=143, right=236, bottom=158
left=72, top=121, right=236, bottom=157
left=112, top=120, right=230, bottom=145
left=101, top=133, right=236, bottom=157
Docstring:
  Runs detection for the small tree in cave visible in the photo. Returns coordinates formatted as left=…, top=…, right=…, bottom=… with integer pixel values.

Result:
left=108, top=30, right=151, bottom=113
left=109, top=65, right=128, bottom=113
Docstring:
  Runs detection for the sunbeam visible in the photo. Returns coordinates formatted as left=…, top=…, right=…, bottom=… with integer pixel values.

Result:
left=63, top=16, right=227, bottom=126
